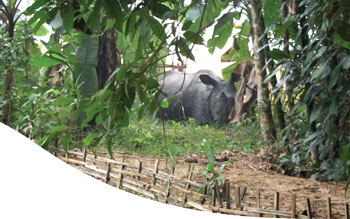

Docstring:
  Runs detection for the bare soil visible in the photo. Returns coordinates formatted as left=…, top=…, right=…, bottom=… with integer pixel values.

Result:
left=174, top=150, right=350, bottom=218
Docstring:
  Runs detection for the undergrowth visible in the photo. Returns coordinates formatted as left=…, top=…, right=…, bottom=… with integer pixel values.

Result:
left=112, top=116, right=262, bottom=158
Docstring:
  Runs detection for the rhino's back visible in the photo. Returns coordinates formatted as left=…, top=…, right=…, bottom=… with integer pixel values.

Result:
left=159, top=70, right=198, bottom=96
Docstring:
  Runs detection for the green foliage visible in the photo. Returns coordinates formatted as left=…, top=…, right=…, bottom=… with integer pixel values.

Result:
left=258, top=0, right=350, bottom=181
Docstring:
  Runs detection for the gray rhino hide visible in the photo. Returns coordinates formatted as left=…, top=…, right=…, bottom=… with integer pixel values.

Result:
left=158, top=70, right=240, bottom=125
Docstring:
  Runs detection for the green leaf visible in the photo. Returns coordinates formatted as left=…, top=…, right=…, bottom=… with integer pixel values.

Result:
left=185, top=3, right=203, bottom=22
left=83, top=133, right=100, bottom=146
left=27, top=8, right=48, bottom=26
left=145, top=78, right=159, bottom=90
left=50, top=125, right=69, bottom=134
left=104, top=0, right=123, bottom=32
left=104, top=20, right=115, bottom=32
left=222, top=63, right=237, bottom=81
left=333, top=33, right=350, bottom=49
left=106, top=135, right=114, bottom=159
left=115, top=66, right=128, bottom=83
left=263, top=0, right=281, bottom=27
left=311, top=62, right=330, bottom=81
left=275, top=20, right=294, bottom=38
left=151, top=2, right=171, bottom=19
left=310, top=103, right=322, bottom=123
left=160, top=99, right=169, bottom=108
left=62, top=6, right=74, bottom=33
left=329, top=98, right=338, bottom=115
left=184, top=31, right=204, bottom=44
left=61, top=134, right=72, bottom=153
left=178, top=38, right=195, bottom=61
left=75, top=34, right=99, bottom=98
left=29, top=55, right=62, bottom=67
left=38, top=136, right=52, bottom=150
left=33, top=24, right=49, bottom=36
left=337, top=23, right=350, bottom=42
left=269, top=49, right=289, bottom=61
left=207, top=12, right=234, bottom=54
left=51, top=53, right=68, bottom=62
left=25, top=0, right=47, bottom=15
left=49, top=12, right=64, bottom=31
left=207, top=147, right=215, bottom=172
left=329, top=57, right=346, bottom=89
left=147, top=16, right=166, bottom=41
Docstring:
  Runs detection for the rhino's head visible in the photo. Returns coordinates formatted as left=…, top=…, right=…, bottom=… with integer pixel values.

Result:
left=199, top=73, right=241, bottom=123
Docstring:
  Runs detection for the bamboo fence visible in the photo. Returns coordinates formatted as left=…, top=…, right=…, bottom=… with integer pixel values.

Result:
left=51, top=148, right=349, bottom=218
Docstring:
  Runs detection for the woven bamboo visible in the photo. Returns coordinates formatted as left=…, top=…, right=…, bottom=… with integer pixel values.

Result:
left=51, top=147, right=349, bottom=218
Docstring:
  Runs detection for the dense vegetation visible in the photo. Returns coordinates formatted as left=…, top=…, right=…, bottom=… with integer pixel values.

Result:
left=1, top=0, right=350, bottom=185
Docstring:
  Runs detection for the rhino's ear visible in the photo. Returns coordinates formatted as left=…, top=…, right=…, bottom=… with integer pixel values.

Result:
left=199, top=74, right=218, bottom=86
left=230, top=73, right=241, bottom=84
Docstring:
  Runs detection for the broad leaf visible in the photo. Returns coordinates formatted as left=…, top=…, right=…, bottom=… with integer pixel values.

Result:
left=29, top=55, right=62, bottom=67
left=75, top=34, right=99, bottom=98
left=62, top=6, right=74, bottom=33
left=208, top=12, right=234, bottom=54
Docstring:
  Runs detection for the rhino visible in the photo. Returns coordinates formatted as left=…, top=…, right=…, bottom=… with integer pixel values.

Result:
left=157, top=69, right=241, bottom=125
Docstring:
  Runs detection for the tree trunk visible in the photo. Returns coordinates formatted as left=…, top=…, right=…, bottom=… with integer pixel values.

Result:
left=97, top=28, right=121, bottom=89
left=250, top=0, right=277, bottom=146
left=229, top=61, right=256, bottom=123
left=48, top=32, right=63, bottom=86
left=2, top=19, right=14, bottom=124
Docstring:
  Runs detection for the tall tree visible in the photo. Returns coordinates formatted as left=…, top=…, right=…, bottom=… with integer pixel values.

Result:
left=249, top=0, right=277, bottom=146
left=0, top=0, right=23, bottom=124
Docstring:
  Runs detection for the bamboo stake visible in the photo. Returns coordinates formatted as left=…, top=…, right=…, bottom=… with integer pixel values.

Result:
left=82, top=148, right=87, bottom=162
left=165, top=166, right=175, bottom=204
left=236, top=187, right=241, bottom=209
left=225, top=180, right=231, bottom=209
left=345, top=203, right=349, bottom=219
left=306, top=198, right=312, bottom=219
left=117, top=157, right=125, bottom=189
left=213, top=183, right=216, bottom=207
left=182, top=164, right=194, bottom=207
left=152, top=159, right=159, bottom=186
left=256, top=188, right=263, bottom=217
left=275, top=192, right=280, bottom=218
left=137, top=160, right=142, bottom=181
left=214, top=180, right=223, bottom=208
left=54, top=138, right=58, bottom=157
left=201, top=178, right=208, bottom=205
left=105, top=163, right=111, bottom=184
left=291, top=193, right=296, bottom=218
left=327, top=197, right=332, bottom=219
left=240, top=187, right=247, bottom=201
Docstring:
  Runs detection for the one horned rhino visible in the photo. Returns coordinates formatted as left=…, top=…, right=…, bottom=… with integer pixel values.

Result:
left=157, top=69, right=241, bottom=125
